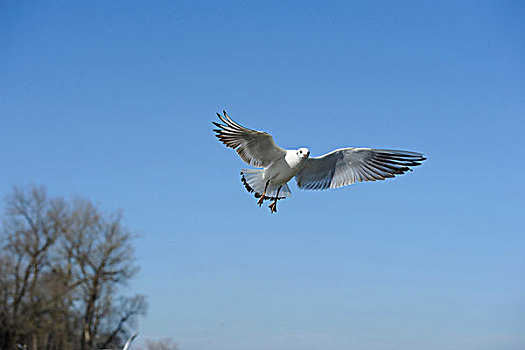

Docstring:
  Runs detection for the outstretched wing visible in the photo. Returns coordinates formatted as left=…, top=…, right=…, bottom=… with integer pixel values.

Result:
left=295, top=148, right=426, bottom=190
left=213, top=111, right=286, bottom=167
left=122, top=333, right=138, bottom=350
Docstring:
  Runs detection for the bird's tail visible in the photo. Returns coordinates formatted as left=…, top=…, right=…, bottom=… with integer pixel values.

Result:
left=240, top=169, right=291, bottom=200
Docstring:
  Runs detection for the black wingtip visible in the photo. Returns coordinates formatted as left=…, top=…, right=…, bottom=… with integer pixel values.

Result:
left=240, top=173, right=255, bottom=194
left=239, top=173, right=286, bottom=201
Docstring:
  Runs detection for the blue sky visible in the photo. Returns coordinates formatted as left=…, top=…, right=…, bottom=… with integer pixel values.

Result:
left=1, top=1, right=525, bottom=349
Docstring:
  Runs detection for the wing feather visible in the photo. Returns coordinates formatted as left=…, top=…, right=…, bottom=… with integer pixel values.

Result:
left=296, top=148, right=426, bottom=190
left=213, top=111, right=286, bottom=167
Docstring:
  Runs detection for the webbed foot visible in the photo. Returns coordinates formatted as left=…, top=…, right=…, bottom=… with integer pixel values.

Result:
left=268, top=200, right=277, bottom=213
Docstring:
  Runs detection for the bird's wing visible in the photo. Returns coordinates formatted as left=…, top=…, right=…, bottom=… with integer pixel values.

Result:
left=122, top=333, right=138, bottom=350
left=213, top=111, right=287, bottom=167
left=295, top=148, right=426, bottom=190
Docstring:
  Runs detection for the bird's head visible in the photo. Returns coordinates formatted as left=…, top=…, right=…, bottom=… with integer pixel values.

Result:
left=296, top=147, right=310, bottom=159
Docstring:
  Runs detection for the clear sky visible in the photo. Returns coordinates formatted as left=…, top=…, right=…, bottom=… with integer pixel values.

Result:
left=1, top=1, right=525, bottom=349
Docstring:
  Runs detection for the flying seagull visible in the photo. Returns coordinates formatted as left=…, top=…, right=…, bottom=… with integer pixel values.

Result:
left=213, top=110, right=426, bottom=213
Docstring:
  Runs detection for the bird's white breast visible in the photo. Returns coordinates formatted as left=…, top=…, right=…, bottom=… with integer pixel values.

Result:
left=262, top=150, right=308, bottom=185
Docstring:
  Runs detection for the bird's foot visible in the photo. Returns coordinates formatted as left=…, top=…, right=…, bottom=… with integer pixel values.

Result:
left=257, top=196, right=265, bottom=206
left=268, top=200, right=277, bottom=213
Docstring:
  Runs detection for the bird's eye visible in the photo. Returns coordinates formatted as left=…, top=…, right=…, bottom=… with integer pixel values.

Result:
left=300, top=150, right=302, bottom=154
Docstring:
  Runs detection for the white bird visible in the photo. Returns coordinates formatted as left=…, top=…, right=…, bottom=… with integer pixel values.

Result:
left=213, top=111, right=426, bottom=213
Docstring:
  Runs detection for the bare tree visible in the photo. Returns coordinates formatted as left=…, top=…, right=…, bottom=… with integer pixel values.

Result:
left=0, top=186, right=63, bottom=350
left=99, top=295, right=148, bottom=349
left=0, top=185, right=147, bottom=350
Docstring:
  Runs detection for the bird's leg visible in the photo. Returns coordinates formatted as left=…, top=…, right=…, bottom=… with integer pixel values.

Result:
left=268, top=185, right=282, bottom=213
left=257, top=181, right=270, bottom=206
